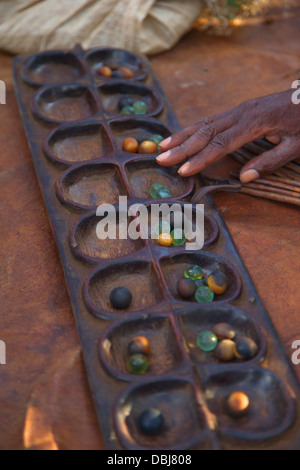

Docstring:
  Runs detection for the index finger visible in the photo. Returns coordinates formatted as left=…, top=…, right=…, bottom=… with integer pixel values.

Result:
left=159, top=121, right=203, bottom=151
left=178, top=125, right=264, bottom=176
left=159, top=109, right=237, bottom=151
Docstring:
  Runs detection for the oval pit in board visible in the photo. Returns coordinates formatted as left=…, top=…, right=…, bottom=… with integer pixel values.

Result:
left=56, top=163, right=128, bottom=209
left=85, top=47, right=148, bottom=82
left=178, top=304, right=267, bottom=365
left=98, top=81, right=163, bottom=117
left=70, top=209, right=146, bottom=262
left=204, top=367, right=296, bottom=442
left=125, top=159, right=194, bottom=200
left=142, top=202, right=219, bottom=248
left=109, top=117, right=171, bottom=155
left=44, top=122, right=114, bottom=165
left=160, top=252, right=242, bottom=304
left=98, top=314, right=186, bottom=381
left=32, top=83, right=99, bottom=124
left=114, top=378, right=211, bottom=450
left=83, top=260, right=166, bottom=319
left=21, top=50, right=87, bottom=86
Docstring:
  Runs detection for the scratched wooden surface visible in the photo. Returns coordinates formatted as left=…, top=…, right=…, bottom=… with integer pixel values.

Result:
left=0, top=5, right=300, bottom=449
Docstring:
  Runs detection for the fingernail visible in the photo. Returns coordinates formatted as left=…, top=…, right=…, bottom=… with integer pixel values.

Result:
left=160, top=137, right=171, bottom=147
left=178, top=162, right=190, bottom=176
left=240, top=169, right=260, bottom=183
left=156, top=151, right=170, bottom=162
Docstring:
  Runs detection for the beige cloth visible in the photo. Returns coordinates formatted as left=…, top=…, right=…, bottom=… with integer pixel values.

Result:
left=0, top=0, right=203, bottom=56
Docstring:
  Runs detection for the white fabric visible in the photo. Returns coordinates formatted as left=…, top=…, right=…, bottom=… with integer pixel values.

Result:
left=0, top=0, right=203, bottom=55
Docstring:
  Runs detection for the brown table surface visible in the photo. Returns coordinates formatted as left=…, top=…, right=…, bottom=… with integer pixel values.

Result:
left=0, top=5, right=300, bottom=450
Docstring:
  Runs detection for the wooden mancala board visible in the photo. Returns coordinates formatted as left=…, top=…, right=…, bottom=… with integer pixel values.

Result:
left=13, top=46, right=300, bottom=450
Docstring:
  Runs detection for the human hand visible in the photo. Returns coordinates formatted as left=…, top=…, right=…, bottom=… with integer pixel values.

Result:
left=156, top=90, right=300, bottom=183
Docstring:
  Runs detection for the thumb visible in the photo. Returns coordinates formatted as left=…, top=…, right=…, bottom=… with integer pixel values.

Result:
left=239, top=140, right=298, bottom=183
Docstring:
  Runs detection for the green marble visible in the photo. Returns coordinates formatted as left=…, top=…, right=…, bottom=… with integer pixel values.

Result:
left=133, top=100, right=148, bottom=114
left=195, top=286, right=214, bottom=303
left=128, top=354, right=149, bottom=374
left=184, top=265, right=203, bottom=280
left=120, top=105, right=134, bottom=115
left=196, top=330, right=218, bottom=352
left=150, top=183, right=165, bottom=199
left=156, top=187, right=172, bottom=199
left=171, top=228, right=186, bottom=246
left=149, top=134, right=164, bottom=145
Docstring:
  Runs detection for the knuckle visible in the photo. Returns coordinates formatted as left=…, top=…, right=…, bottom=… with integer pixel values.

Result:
left=237, top=99, right=262, bottom=129
left=210, top=134, right=229, bottom=150
left=195, top=122, right=216, bottom=139
left=239, top=98, right=260, bottom=115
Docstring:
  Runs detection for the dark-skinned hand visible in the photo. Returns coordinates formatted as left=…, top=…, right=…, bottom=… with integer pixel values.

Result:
left=156, top=89, right=300, bottom=183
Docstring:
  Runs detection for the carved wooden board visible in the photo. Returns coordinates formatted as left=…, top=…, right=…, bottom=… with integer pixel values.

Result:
left=13, top=46, right=300, bottom=450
